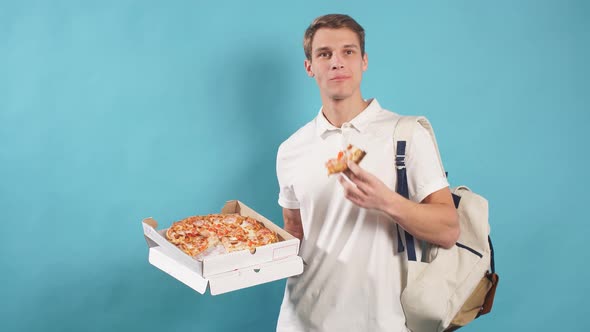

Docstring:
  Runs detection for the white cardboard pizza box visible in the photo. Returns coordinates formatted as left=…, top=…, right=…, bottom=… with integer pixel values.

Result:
left=142, top=200, right=303, bottom=295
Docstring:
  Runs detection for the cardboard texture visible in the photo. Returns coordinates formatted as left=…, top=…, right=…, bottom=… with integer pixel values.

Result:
left=143, top=200, right=303, bottom=295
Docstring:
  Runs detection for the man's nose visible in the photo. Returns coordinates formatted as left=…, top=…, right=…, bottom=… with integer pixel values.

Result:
left=330, top=55, right=344, bottom=70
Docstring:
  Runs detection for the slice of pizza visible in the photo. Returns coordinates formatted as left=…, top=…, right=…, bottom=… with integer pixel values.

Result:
left=325, top=144, right=366, bottom=175
left=255, top=227, right=279, bottom=246
left=178, top=235, right=210, bottom=257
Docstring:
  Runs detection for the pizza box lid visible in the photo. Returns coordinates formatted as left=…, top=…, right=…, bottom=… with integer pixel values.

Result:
left=142, top=200, right=302, bottom=293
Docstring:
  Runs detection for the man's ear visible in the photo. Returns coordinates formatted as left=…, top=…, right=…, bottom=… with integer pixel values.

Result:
left=304, top=59, right=314, bottom=77
left=362, top=53, right=368, bottom=72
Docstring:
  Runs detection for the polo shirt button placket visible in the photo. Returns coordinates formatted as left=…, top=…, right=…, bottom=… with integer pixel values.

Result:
left=341, top=122, right=352, bottom=150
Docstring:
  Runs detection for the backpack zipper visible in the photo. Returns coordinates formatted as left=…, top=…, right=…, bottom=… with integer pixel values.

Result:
left=456, top=242, right=482, bottom=258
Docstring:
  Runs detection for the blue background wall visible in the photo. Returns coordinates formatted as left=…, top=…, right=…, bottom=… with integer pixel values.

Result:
left=1, top=0, right=588, bottom=331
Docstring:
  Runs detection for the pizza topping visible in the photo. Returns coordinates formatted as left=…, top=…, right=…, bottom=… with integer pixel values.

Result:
left=165, top=213, right=279, bottom=259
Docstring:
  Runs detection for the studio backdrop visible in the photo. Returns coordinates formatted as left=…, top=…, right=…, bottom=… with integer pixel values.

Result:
left=1, top=1, right=588, bottom=331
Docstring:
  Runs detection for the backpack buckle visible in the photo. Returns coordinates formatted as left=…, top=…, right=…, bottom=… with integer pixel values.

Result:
left=396, top=154, right=406, bottom=169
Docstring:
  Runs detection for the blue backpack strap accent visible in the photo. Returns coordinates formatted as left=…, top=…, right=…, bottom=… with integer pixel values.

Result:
left=488, top=236, right=495, bottom=274
left=395, top=140, right=417, bottom=261
left=452, top=193, right=461, bottom=209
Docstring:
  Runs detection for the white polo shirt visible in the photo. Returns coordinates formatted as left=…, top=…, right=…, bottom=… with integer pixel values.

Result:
left=275, top=99, right=448, bottom=332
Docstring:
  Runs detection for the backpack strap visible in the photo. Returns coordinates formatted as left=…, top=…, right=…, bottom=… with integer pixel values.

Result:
left=393, top=116, right=445, bottom=261
left=394, top=116, right=446, bottom=177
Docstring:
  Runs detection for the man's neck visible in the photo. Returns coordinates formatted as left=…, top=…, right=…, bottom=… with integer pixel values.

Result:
left=321, top=96, right=370, bottom=128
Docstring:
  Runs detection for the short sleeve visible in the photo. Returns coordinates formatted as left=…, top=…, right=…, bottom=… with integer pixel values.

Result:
left=276, top=144, right=300, bottom=209
left=406, top=122, right=449, bottom=203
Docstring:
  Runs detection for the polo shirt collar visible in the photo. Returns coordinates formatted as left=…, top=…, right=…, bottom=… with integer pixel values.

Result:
left=315, top=98, right=381, bottom=137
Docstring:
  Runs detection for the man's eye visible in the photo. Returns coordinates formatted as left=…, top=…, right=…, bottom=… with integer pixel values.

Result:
left=345, top=50, right=353, bottom=55
left=319, top=52, right=329, bottom=58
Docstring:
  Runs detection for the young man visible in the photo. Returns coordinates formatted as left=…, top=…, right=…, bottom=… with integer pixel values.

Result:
left=275, top=14, right=459, bottom=332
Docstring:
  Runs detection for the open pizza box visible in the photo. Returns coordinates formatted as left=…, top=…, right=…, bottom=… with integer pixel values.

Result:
left=142, top=200, right=303, bottom=295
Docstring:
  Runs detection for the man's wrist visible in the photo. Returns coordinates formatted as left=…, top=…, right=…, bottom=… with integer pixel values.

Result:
left=380, top=191, right=400, bottom=219
left=381, top=190, right=415, bottom=225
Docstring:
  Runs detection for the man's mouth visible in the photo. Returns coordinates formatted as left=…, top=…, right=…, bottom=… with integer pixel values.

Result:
left=330, top=75, right=350, bottom=81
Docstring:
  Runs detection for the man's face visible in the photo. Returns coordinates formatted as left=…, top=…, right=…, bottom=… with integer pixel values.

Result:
left=305, top=28, right=368, bottom=101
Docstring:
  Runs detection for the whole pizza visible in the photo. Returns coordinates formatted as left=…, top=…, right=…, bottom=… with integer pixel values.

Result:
left=165, top=214, right=279, bottom=259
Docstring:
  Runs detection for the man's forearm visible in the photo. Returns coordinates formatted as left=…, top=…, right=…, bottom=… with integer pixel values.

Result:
left=283, top=208, right=304, bottom=242
left=382, top=193, right=459, bottom=248
left=284, top=224, right=304, bottom=241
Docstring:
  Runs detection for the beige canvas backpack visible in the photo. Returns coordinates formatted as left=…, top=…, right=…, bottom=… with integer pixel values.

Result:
left=393, top=116, right=499, bottom=332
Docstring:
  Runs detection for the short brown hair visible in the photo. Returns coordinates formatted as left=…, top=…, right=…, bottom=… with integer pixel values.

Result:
left=303, top=14, right=366, bottom=61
